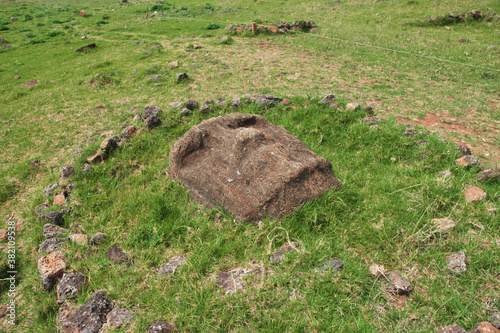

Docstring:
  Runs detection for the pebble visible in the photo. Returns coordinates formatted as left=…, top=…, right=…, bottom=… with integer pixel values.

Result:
left=106, top=308, right=136, bottom=328
left=317, top=258, right=343, bottom=273
left=158, top=256, right=187, bottom=276
left=270, top=242, right=299, bottom=263
left=89, top=232, right=107, bottom=245
left=464, top=186, right=486, bottom=203
left=388, top=271, right=412, bottom=295
left=447, top=251, right=467, bottom=274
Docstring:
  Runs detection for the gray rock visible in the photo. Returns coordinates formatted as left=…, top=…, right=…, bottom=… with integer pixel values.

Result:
left=106, top=245, right=130, bottom=265
left=146, top=321, right=174, bottom=333
left=169, top=61, right=179, bottom=68
left=40, top=211, right=64, bottom=226
left=89, top=232, right=107, bottom=245
left=185, top=99, right=199, bottom=111
left=10, top=17, right=18, bottom=21
left=318, top=94, right=335, bottom=104
left=43, top=224, right=68, bottom=239
left=270, top=242, right=299, bottom=263
left=39, top=237, right=67, bottom=253
left=230, top=97, right=241, bottom=108
left=158, top=256, right=186, bottom=276
left=199, top=105, right=212, bottom=114
left=388, top=271, right=412, bottom=295
left=132, top=68, right=137, bottom=73
left=144, top=115, right=162, bottom=129
left=204, top=99, right=215, bottom=105
left=63, top=291, right=113, bottom=333
left=180, top=108, right=190, bottom=117
left=169, top=101, right=183, bottom=108
left=457, top=145, right=471, bottom=156
left=255, top=95, right=282, bottom=107
left=57, top=273, right=88, bottom=303
left=35, top=202, right=50, bottom=218
left=217, top=36, right=229, bottom=43
left=217, top=97, right=226, bottom=106
left=176, top=72, right=189, bottom=83
left=477, top=168, right=500, bottom=183
left=44, top=183, right=59, bottom=196
left=447, top=251, right=466, bottom=273
left=144, top=105, right=163, bottom=118
left=106, top=308, right=136, bottom=328
left=490, top=312, right=500, bottom=329
left=62, top=166, right=75, bottom=178
left=318, top=258, right=343, bottom=273
left=404, top=129, right=416, bottom=136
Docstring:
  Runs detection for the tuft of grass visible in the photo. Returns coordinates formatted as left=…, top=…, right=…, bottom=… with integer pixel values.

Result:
left=0, top=25, right=9, bottom=31
left=26, top=32, right=36, bottom=38
left=47, top=30, right=63, bottom=37
left=36, top=22, right=44, bottom=26
left=23, top=14, right=33, bottom=22
left=151, top=4, right=171, bottom=11
left=205, top=22, right=220, bottom=30
left=96, top=20, right=108, bottom=25
left=27, top=38, right=45, bottom=44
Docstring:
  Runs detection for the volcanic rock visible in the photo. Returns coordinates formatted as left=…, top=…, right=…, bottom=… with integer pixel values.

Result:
left=147, top=321, right=174, bottom=332
left=387, top=271, right=412, bottom=295
left=477, top=168, right=500, bottom=183
left=106, top=308, right=136, bottom=328
left=158, top=256, right=186, bottom=276
left=106, top=245, right=130, bottom=265
left=89, top=232, right=107, bottom=245
left=318, top=94, right=335, bottom=104
left=38, top=251, right=67, bottom=290
left=39, top=237, right=67, bottom=253
left=62, top=291, right=113, bottom=333
left=40, top=211, right=64, bottom=226
left=447, top=251, right=467, bottom=273
left=455, top=155, right=479, bottom=168
left=57, top=273, right=88, bottom=303
left=464, top=186, right=486, bottom=203
left=168, top=113, right=342, bottom=221
left=317, top=258, right=343, bottom=273
left=438, top=324, right=468, bottom=333
left=270, top=242, right=299, bottom=263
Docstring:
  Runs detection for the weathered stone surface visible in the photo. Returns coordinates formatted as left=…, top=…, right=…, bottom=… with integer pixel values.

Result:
left=87, top=151, right=107, bottom=164
left=169, top=61, right=179, bottom=68
left=40, top=211, right=64, bottom=226
left=57, top=273, right=88, bottom=303
left=121, top=125, right=139, bottom=140
left=62, top=166, right=75, bottom=178
left=54, top=193, right=66, bottom=206
left=318, top=95, right=335, bottom=104
left=144, top=115, right=162, bottom=129
left=100, top=136, right=118, bottom=153
left=57, top=302, right=74, bottom=331
left=44, top=183, right=59, bottom=196
left=477, top=168, right=500, bottom=183
left=168, top=113, right=342, bottom=221
left=464, top=186, right=486, bottom=203
left=217, top=97, right=226, bottom=106
left=457, top=145, right=472, bottom=156
left=362, top=116, right=386, bottom=124
left=437, top=324, right=468, bottom=333
left=35, top=202, right=50, bottom=218
left=82, top=164, right=93, bottom=173
left=455, top=155, right=479, bottom=168
left=158, top=256, right=186, bottom=276
left=345, top=103, right=359, bottom=111
left=217, top=266, right=263, bottom=295
left=180, top=108, right=190, bottom=117
left=268, top=25, right=278, bottom=33
left=176, top=72, right=188, bottom=82
left=147, top=320, right=174, bottom=333
left=270, top=242, right=299, bottom=263
left=69, top=233, right=88, bottom=245
left=106, top=245, right=130, bottom=265
left=438, top=169, right=453, bottom=180
left=39, top=237, right=67, bottom=253
left=185, top=99, right=199, bottom=111
left=317, top=258, right=343, bottom=273
left=144, top=105, right=163, bottom=118
left=169, top=101, right=183, bottom=108
left=75, top=43, right=97, bottom=53
left=63, top=291, right=113, bottom=333
left=431, top=217, right=456, bottom=233
left=89, top=232, right=107, bottom=245
left=388, top=271, right=412, bottom=295
left=490, top=313, right=500, bottom=329
left=23, top=80, right=39, bottom=89
left=106, top=308, right=136, bottom=328
left=471, top=322, right=500, bottom=333
left=199, top=105, right=212, bottom=114
left=38, top=251, right=67, bottom=290
left=447, top=251, right=467, bottom=273
left=230, top=97, right=241, bottom=108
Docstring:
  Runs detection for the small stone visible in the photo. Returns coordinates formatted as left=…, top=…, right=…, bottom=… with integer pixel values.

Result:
left=199, top=105, right=212, bottom=114
left=39, top=238, right=67, bottom=253
left=362, top=116, right=386, bottom=124
left=29, top=160, right=40, bottom=167
left=180, top=108, right=190, bottom=117
left=87, top=151, right=107, bottom=164
left=404, top=129, right=417, bottom=136
left=57, top=302, right=74, bottom=330
left=455, top=155, right=479, bottom=168
left=457, top=145, right=472, bottom=156
left=438, top=169, right=453, bottom=180
left=63, top=291, right=113, bottom=333
left=176, top=72, right=189, bottom=83
left=282, top=98, right=290, bottom=106
left=89, top=232, right=107, bottom=245
left=23, top=79, right=39, bottom=89
left=144, top=115, right=162, bottom=129
left=169, top=61, right=179, bottom=68
left=106, top=245, right=130, bottom=265
left=217, top=266, right=263, bottom=294
left=185, top=99, right=199, bottom=111
left=471, top=322, right=500, bottom=333
left=146, top=321, right=174, bottom=333
left=100, top=136, right=118, bottom=153
left=169, top=101, right=183, bottom=108
left=57, top=273, right=88, bottom=303
left=270, top=242, right=299, bottom=263
left=431, top=217, right=456, bottom=232
left=464, top=186, right=486, bottom=203
left=345, top=103, right=359, bottom=111
left=318, top=94, right=335, bottom=104
left=268, top=25, right=278, bottom=33
left=38, top=251, right=67, bottom=290
left=477, top=168, right=500, bottom=183
left=82, top=164, right=93, bottom=173
left=35, top=202, right=50, bottom=218
left=363, top=106, right=375, bottom=116
left=44, top=183, right=59, bottom=196
left=204, top=99, right=215, bottom=105
left=43, top=224, right=68, bottom=239
left=40, top=211, right=64, bottom=226
left=217, top=98, right=226, bottom=106
left=158, top=256, right=186, bottom=276
left=194, top=44, right=201, bottom=49
left=144, top=105, right=163, bottom=119
left=54, top=193, right=66, bottom=206
left=121, top=125, right=139, bottom=140
left=217, top=36, right=228, bottom=43
left=230, top=97, right=241, bottom=108
left=437, top=324, right=468, bottom=333
left=317, top=258, right=343, bottom=273
left=388, top=271, right=412, bottom=295
left=106, top=308, right=136, bottom=328
left=69, top=233, right=88, bottom=245
left=490, top=313, right=500, bottom=329
left=447, top=251, right=467, bottom=273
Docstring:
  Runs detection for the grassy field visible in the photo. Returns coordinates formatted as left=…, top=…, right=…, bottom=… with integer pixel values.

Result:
left=0, top=0, right=499, bottom=331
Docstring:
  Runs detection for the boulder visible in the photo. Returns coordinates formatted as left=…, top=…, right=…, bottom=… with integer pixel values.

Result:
left=38, top=251, right=67, bottom=290
left=62, top=291, right=113, bottom=333
left=168, top=113, right=341, bottom=221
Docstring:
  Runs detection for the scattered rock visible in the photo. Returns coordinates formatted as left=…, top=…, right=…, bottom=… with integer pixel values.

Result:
left=185, top=99, right=199, bottom=111
left=204, top=99, right=215, bottom=105
left=417, top=140, right=428, bottom=146
left=106, top=308, right=136, bottom=329
left=217, top=266, right=263, bottom=294
left=217, top=97, right=226, bottom=106
left=89, top=232, right=107, bottom=245
left=75, top=43, right=97, bottom=53
left=194, top=44, right=201, bottom=49
left=176, top=73, right=189, bottom=83
left=457, top=145, right=472, bottom=156
left=431, top=217, right=456, bottom=232
left=387, top=271, right=412, bottom=295
left=82, top=164, right=93, bottom=173
left=121, top=125, right=139, bottom=140
left=471, top=322, right=500, bottom=333
left=144, top=105, right=163, bottom=119
left=268, top=25, right=278, bottom=33
left=100, top=136, right=118, bottom=154
left=229, top=97, right=241, bottom=108
left=438, top=135, right=447, bottom=143
left=0, top=38, right=6, bottom=44
left=438, top=324, right=468, bottom=333
left=169, top=61, right=179, bottom=68
left=23, top=80, right=39, bottom=89
left=10, top=17, right=17, bottom=21
left=345, top=103, right=359, bottom=111
left=199, top=105, right=212, bottom=113
left=318, top=94, right=335, bottom=104
left=168, top=113, right=342, bottom=221
left=40, top=211, right=64, bottom=226
left=363, top=106, right=375, bottom=116
left=169, top=101, right=183, bottom=108
left=35, top=202, right=50, bottom=218
left=44, top=183, right=59, bottom=196
left=62, top=291, right=113, bottom=333
left=54, top=193, right=66, bottom=206
left=158, top=256, right=186, bottom=276
left=477, top=168, right=500, bottom=183
left=438, top=169, right=453, bottom=180
left=317, top=258, right=343, bottom=273
left=362, top=116, right=386, bottom=124
left=180, top=108, right=190, bottom=116
left=38, top=251, right=67, bottom=290
left=57, top=302, right=74, bottom=331
left=57, top=273, right=88, bottom=303
left=144, top=115, right=162, bottom=129
left=464, top=186, right=486, bottom=203
left=404, top=129, right=417, bottom=136
left=69, top=233, right=88, bottom=245
left=282, top=98, right=290, bottom=106
left=29, top=160, right=40, bottom=167
left=255, top=95, right=283, bottom=107
left=146, top=321, right=174, bottom=333
left=69, top=223, right=85, bottom=234
left=490, top=313, right=500, bottom=329
left=87, top=151, right=106, bottom=164
left=106, top=245, right=130, bottom=265
left=455, top=155, right=479, bottom=168
left=270, top=242, right=299, bottom=263
left=447, top=251, right=467, bottom=274
left=39, top=237, right=67, bottom=253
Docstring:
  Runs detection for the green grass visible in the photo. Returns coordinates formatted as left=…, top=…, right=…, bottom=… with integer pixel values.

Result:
left=0, top=0, right=499, bottom=331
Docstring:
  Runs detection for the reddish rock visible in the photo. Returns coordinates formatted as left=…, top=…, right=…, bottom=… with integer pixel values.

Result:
left=477, top=168, right=500, bottom=183
left=100, top=136, right=118, bottom=153
left=87, top=152, right=106, bottom=164
left=43, top=224, right=68, bottom=239
left=268, top=26, right=278, bottom=33
left=14, top=75, right=21, bottom=79
left=236, top=27, right=243, bottom=33
left=37, top=251, right=67, bottom=290
left=346, top=103, right=359, bottom=111
left=455, top=155, right=479, bottom=168
left=57, top=302, right=74, bottom=330
left=282, top=98, right=290, bottom=106
left=471, top=322, right=500, bottom=333
left=0, top=229, right=7, bottom=242
left=464, top=186, right=486, bottom=203
left=168, top=113, right=342, bottom=222
left=62, top=166, right=75, bottom=178
left=54, top=193, right=66, bottom=206
left=23, top=80, right=39, bottom=89
left=438, top=324, right=468, bottom=333
left=194, top=44, right=201, bottom=49
left=106, top=245, right=130, bottom=265
left=121, top=125, right=139, bottom=140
